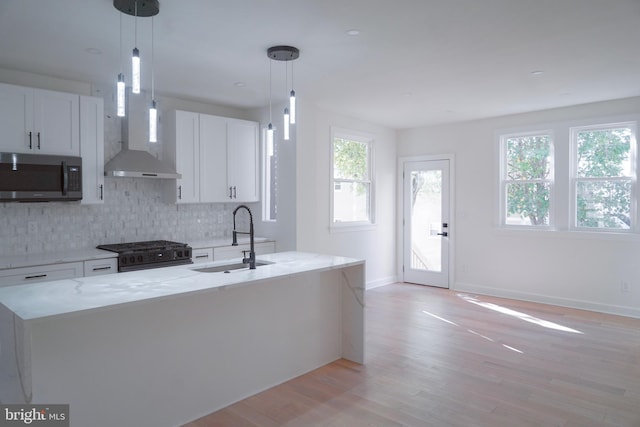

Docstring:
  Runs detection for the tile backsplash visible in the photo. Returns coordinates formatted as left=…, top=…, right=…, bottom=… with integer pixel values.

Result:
left=0, top=178, right=253, bottom=256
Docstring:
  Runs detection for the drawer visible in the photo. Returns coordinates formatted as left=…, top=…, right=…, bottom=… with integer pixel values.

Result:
left=84, top=258, right=118, bottom=276
left=191, top=248, right=213, bottom=264
left=0, top=262, right=84, bottom=287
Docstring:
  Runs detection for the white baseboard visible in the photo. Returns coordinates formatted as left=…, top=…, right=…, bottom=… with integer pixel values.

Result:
left=367, top=276, right=397, bottom=290
left=454, top=281, right=640, bottom=319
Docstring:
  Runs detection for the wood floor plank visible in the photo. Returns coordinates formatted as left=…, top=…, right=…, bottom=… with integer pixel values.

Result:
left=183, top=284, right=640, bottom=427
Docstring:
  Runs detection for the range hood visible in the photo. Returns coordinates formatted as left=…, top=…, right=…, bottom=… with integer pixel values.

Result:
left=104, top=93, right=180, bottom=179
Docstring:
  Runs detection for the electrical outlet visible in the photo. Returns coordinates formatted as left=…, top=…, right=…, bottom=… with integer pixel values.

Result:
left=28, top=222, right=37, bottom=234
left=621, top=281, right=630, bottom=293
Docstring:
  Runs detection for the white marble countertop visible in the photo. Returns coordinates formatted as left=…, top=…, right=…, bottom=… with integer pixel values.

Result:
left=0, top=251, right=363, bottom=322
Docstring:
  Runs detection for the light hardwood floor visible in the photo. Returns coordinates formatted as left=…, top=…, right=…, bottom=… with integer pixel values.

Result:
left=184, top=283, right=640, bottom=427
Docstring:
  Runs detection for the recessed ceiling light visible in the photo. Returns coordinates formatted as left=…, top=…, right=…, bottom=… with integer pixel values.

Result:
left=85, top=47, right=102, bottom=55
left=346, top=29, right=360, bottom=36
left=530, top=70, right=544, bottom=76
left=234, top=82, right=246, bottom=87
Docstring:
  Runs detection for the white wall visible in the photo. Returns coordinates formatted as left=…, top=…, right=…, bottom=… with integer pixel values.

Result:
left=248, top=104, right=297, bottom=252
left=398, top=97, right=640, bottom=318
left=296, top=100, right=397, bottom=288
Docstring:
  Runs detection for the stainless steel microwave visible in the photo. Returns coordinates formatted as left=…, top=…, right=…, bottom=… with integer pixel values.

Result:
left=0, top=152, right=82, bottom=202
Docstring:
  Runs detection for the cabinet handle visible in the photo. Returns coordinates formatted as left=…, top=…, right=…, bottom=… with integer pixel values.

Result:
left=92, top=266, right=112, bottom=272
left=178, top=185, right=182, bottom=200
left=195, top=254, right=210, bottom=259
left=28, top=131, right=33, bottom=149
left=37, top=132, right=41, bottom=149
left=99, top=184, right=104, bottom=200
left=233, top=186, right=237, bottom=199
left=229, top=186, right=233, bottom=199
left=25, top=274, right=47, bottom=280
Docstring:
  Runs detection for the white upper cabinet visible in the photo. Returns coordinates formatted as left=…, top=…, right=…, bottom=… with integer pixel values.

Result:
left=226, top=118, right=259, bottom=202
left=165, top=110, right=200, bottom=204
left=0, top=83, right=79, bottom=155
left=79, top=96, right=105, bottom=205
left=199, top=114, right=228, bottom=202
left=165, top=110, right=259, bottom=204
left=0, top=83, right=32, bottom=153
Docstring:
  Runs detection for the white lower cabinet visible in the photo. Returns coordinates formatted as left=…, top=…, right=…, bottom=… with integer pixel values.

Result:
left=0, top=262, right=84, bottom=288
left=84, top=258, right=118, bottom=276
left=191, top=248, right=214, bottom=264
left=213, top=241, right=276, bottom=261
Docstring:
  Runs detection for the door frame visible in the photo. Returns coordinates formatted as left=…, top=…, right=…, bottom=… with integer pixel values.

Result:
left=397, top=154, right=455, bottom=288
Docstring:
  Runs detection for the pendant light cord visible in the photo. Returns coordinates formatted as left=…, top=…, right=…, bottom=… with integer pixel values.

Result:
left=269, top=59, right=272, bottom=123
left=151, top=16, right=154, bottom=99
left=119, top=13, right=123, bottom=72
left=134, top=1, right=138, bottom=46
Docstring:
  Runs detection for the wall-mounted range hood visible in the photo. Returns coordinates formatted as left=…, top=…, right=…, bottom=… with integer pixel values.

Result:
left=104, top=93, right=180, bottom=179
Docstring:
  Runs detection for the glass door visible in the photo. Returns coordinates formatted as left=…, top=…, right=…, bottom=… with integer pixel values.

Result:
left=403, top=159, right=450, bottom=288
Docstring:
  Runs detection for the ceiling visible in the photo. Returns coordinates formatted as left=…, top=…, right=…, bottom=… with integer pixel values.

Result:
left=1, top=0, right=639, bottom=130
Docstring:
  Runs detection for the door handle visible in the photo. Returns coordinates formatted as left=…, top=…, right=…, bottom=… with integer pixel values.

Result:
left=437, top=232, right=448, bottom=237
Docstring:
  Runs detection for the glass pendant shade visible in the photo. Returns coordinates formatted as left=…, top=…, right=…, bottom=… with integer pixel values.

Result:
left=149, top=100, right=157, bottom=143
left=267, top=123, right=274, bottom=150
left=283, top=108, right=290, bottom=140
left=289, top=90, right=296, bottom=124
left=132, top=47, right=140, bottom=94
left=116, top=73, right=126, bottom=117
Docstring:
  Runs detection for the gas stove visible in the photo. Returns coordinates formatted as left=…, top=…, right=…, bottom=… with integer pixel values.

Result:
left=97, top=240, right=193, bottom=272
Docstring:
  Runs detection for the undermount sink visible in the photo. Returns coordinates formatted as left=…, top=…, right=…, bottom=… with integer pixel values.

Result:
left=194, top=260, right=273, bottom=273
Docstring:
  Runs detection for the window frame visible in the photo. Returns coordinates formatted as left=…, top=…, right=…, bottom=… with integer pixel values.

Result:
left=330, top=127, right=376, bottom=231
left=569, top=121, right=637, bottom=233
left=499, top=130, right=555, bottom=229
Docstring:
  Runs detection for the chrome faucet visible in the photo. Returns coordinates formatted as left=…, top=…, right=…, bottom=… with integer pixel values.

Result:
left=232, top=204, right=256, bottom=269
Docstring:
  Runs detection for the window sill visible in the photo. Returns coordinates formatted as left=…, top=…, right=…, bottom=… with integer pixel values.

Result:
left=494, top=226, right=640, bottom=242
left=330, top=222, right=376, bottom=233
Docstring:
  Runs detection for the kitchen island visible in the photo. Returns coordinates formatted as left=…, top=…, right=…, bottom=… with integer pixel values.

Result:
left=0, top=251, right=365, bottom=427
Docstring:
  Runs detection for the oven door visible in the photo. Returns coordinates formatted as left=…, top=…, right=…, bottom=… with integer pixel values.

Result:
left=0, top=152, right=82, bottom=202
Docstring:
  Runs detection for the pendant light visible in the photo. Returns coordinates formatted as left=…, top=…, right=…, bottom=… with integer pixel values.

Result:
left=267, top=46, right=300, bottom=141
left=267, top=59, right=274, bottom=151
left=131, top=1, right=141, bottom=94
left=289, top=61, right=296, bottom=124
left=149, top=16, right=157, bottom=143
left=114, top=0, right=159, bottom=95
left=116, top=14, right=125, bottom=117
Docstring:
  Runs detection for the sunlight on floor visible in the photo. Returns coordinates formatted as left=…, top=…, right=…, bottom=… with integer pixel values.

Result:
left=421, top=309, right=524, bottom=354
left=458, top=294, right=583, bottom=334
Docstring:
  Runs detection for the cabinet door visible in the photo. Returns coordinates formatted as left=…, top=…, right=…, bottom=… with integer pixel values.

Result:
left=0, top=83, right=33, bottom=152
left=83, top=258, right=117, bottom=276
left=175, top=110, right=200, bottom=204
left=199, top=114, right=229, bottom=202
left=191, top=248, right=214, bottom=264
left=79, top=96, right=105, bottom=204
left=33, top=89, right=79, bottom=155
left=227, top=119, right=259, bottom=202
left=0, top=262, right=84, bottom=288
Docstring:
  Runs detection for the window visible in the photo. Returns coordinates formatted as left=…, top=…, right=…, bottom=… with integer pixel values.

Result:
left=331, top=129, right=374, bottom=227
left=500, top=132, right=554, bottom=226
left=262, top=128, right=277, bottom=221
left=571, top=123, right=636, bottom=231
